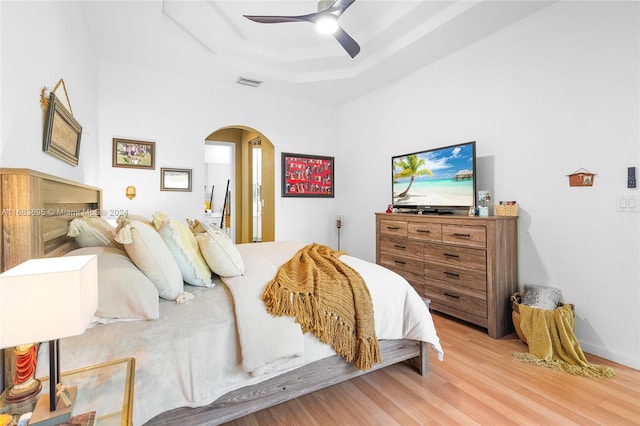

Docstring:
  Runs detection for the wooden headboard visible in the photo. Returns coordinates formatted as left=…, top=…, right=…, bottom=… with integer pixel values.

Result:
left=0, top=168, right=102, bottom=272
left=0, top=168, right=102, bottom=392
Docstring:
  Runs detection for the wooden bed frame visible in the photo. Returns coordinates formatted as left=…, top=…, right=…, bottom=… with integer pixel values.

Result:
left=0, top=168, right=430, bottom=425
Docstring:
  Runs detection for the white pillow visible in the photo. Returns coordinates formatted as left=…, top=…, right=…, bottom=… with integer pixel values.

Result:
left=115, top=219, right=184, bottom=300
left=117, top=213, right=153, bottom=227
left=196, top=229, right=245, bottom=277
left=152, top=213, right=213, bottom=288
left=65, top=247, right=159, bottom=322
left=67, top=216, right=124, bottom=250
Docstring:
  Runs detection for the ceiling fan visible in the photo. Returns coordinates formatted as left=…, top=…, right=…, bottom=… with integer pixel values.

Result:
left=243, top=0, right=360, bottom=58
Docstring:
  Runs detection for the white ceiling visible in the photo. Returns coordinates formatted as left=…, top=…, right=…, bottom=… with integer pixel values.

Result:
left=81, top=0, right=555, bottom=106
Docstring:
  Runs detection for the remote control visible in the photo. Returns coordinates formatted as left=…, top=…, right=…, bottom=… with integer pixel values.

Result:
left=629, top=167, right=636, bottom=188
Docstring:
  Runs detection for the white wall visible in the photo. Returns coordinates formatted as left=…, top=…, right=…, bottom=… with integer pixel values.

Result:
left=97, top=61, right=341, bottom=247
left=337, top=1, right=639, bottom=369
left=0, top=1, right=100, bottom=184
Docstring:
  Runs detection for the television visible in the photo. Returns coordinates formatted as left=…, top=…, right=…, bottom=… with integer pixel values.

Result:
left=392, top=141, right=476, bottom=214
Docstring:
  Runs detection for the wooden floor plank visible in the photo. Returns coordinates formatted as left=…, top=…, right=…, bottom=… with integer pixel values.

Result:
left=224, top=313, right=640, bottom=425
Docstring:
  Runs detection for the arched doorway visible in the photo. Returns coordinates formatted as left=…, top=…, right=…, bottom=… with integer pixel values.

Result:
left=205, top=126, right=275, bottom=243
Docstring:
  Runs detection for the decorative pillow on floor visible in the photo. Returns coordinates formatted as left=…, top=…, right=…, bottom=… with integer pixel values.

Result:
left=152, top=212, right=213, bottom=288
left=115, top=218, right=184, bottom=300
left=67, top=216, right=124, bottom=250
left=196, top=229, right=245, bottom=277
left=65, top=247, right=159, bottom=322
left=522, top=285, right=561, bottom=310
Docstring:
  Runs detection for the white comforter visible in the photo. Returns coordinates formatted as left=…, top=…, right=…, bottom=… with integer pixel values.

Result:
left=36, top=241, right=443, bottom=425
left=224, top=241, right=444, bottom=376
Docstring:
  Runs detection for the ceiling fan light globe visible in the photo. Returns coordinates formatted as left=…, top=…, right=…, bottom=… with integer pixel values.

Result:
left=316, top=15, right=338, bottom=34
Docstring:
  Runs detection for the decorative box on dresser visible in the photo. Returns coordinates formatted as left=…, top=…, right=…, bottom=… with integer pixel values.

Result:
left=375, top=212, right=518, bottom=338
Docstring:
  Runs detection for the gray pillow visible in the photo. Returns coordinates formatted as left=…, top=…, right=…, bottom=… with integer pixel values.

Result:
left=65, top=247, right=159, bottom=322
left=522, top=285, right=561, bottom=310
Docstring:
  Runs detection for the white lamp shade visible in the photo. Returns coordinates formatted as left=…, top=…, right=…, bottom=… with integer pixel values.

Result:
left=0, top=255, right=98, bottom=349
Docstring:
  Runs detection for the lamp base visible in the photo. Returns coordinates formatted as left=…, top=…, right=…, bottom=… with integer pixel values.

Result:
left=3, top=378, right=42, bottom=403
left=28, top=386, right=76, bottom=426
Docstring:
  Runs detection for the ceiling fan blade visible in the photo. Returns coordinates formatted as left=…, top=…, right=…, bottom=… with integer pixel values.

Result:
left=329, top=0, right=356, bottom=16
left=243, top=13, right=317, bottom=24
left=334, top=26, right=360, bottom=58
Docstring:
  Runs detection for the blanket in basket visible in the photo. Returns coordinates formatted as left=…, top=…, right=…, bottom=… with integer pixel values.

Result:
left=513, top=304, right=615, bottom=378
left=262, top=243, right=381, bottom=370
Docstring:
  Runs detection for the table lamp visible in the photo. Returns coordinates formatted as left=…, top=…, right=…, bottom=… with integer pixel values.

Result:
left=0, top=255, right=98, bottom=426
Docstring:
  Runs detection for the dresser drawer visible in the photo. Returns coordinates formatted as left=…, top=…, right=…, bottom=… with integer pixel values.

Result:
left=380, top=252, right=424, bottom=277
left=380, top=219, right=408, bottom=238
left=380, top=237, right=423, bottom=260
left=425, top=281, right=487, bottom=318
left=424, top=262, right=486, bottom=292
left=408, top=222, right=441, bottom=242
left=442, top=224, right=486, bottom=248
left=424, top=243, right=486, bottom=271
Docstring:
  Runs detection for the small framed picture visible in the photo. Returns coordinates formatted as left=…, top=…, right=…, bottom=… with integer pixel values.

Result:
left=282, top=152, right=334, bottom=198
left=161, top=168, right=192, bottom=192
left=43, top=93, right=82, bottom=166
left=112, top=138, right=155, bottom=169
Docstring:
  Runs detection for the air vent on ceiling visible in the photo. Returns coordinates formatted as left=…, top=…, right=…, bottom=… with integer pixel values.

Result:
left=236, top=77, right=263, bottom=88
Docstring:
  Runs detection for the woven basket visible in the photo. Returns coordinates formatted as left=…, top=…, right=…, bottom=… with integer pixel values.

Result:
left=510, top=292, right=574, bottom=344
left=496, top=204, right=519, bottom=216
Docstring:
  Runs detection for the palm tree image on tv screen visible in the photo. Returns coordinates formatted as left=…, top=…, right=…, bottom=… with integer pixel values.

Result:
left=392, top=142, right=476, bottom=211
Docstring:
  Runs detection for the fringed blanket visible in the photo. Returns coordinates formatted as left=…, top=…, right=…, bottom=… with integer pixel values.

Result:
left=262, top=243, right=381, bottom=370
left=513, top=304, right=616, bottom=379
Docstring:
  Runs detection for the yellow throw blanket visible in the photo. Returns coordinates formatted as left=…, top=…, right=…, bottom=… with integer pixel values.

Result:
left=262, top=243, right=381, bottom=370
left=513, top=304, right=615, bottom=378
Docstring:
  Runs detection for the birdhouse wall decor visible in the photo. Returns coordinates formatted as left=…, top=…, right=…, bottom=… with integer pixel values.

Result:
left=568, top=168, right=595, bottom=187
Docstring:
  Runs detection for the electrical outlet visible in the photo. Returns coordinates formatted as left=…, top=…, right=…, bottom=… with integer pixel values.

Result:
left=617, top=196, right=639, bottom=213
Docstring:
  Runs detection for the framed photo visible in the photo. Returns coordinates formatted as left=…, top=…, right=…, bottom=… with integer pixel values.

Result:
left=282, top=152, right=334, bottom=198
left=112, top=138, right=155, bottom=169
left=161, top=168, right=192, bottom=192
left=43, top=93, right=82, bottom=166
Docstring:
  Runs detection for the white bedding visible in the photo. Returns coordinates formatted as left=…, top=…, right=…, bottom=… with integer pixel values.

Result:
left=36, top=241, right=443, bottom=425
left=225, top=241, right=444, bottom=375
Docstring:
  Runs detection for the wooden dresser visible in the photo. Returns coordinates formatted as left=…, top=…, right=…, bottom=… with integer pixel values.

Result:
left=375, top=212, right=518, bottom=338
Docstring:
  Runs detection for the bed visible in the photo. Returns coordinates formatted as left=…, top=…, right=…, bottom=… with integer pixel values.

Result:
left=0, top=168, right=443, bottom=425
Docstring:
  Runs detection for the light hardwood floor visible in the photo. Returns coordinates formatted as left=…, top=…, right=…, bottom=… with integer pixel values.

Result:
left=224, top=313, right=640, bottom=425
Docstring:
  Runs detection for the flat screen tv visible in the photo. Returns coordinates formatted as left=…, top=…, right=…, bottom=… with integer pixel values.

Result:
left=392, top=141, right=476, bottom=214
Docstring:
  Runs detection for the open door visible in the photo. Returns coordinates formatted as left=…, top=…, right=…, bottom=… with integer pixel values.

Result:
left=205, top=127, right=274, bottom=243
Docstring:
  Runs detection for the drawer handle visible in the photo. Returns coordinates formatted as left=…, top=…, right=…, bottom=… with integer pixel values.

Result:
left=416, top=229, right=430, bottom=234
left=393, top=244, right=406, bottom=250
left=386, top=226, right=400, bottom=231
left=394, top=260, right=406, bottom=265
left=453, top=233, right=471, bottom=239
left=444, top=271, right=460, bottom=278
left=443, top=253, right=460, bottom=258
left=444, top=292, right=460, bottom=299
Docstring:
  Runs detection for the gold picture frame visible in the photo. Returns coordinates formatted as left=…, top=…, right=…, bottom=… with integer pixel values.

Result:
left=160, top=168, right=192, bottom=192
left=112, top=138, right=156, bottom=169
left=43, top=93, right=82, bottom=166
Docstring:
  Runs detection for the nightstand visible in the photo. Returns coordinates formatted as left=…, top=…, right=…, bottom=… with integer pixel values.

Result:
left=37, top=358, right=135, bottom=426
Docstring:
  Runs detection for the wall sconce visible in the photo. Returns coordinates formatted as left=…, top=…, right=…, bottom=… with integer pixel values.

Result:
left=125, top=185, right=136, bottom=200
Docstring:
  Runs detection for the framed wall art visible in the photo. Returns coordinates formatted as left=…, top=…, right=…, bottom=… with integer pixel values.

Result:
left=112, top=138, right=155, bottom=169
left=282, top=152, right=334, bottom=198
left=43, top=93, right=82, bottom=166
left=161, top=168, right=192, bottom=192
